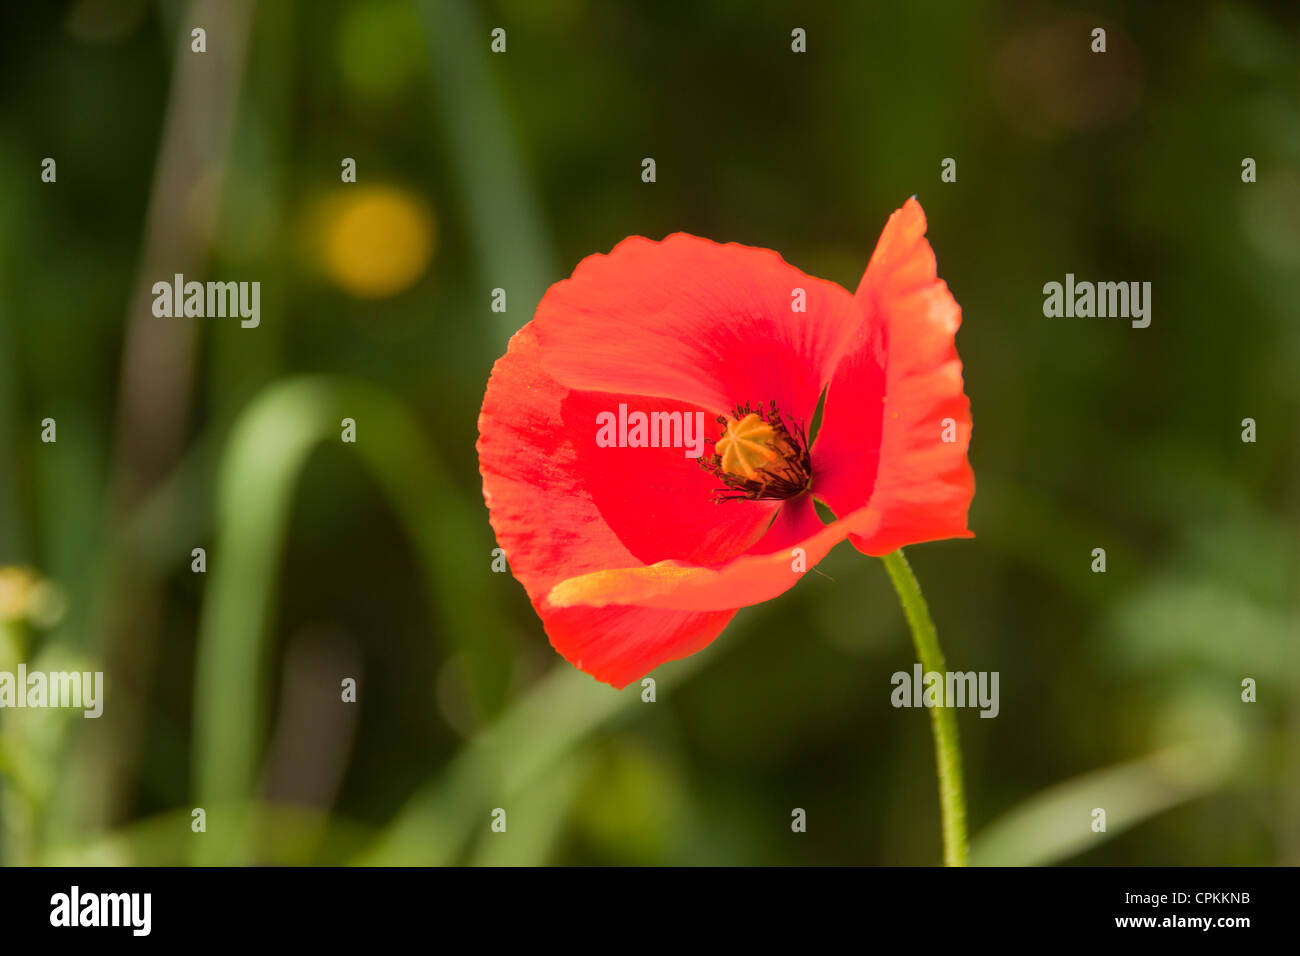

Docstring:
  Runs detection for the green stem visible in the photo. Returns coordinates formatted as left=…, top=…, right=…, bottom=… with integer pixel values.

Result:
left=881, top=549, right=969, bottom=866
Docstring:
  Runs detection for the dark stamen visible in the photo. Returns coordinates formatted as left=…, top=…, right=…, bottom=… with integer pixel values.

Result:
left=698, top=400, right=812, bottom=502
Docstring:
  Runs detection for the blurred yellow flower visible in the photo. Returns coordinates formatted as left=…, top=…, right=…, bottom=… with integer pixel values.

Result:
left=0, top=567, right=63, bottom=626
left=0, top=567, right=38, bottom=620
left=323, top=186, right=435, bottom=299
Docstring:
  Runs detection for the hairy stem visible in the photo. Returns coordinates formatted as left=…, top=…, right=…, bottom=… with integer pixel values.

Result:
left=881, top=549, right=969, bottom=866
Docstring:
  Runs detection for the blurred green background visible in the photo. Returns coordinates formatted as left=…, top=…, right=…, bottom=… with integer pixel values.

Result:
left=0, top=0, right=1297, bottom=866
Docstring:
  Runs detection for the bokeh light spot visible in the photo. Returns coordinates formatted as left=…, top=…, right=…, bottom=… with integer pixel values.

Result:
left=323, top=186, right=435, bottom=299
left=338, top=0, right=427, bottom=102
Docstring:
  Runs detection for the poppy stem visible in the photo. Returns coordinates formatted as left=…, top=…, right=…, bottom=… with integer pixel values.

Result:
left=881, top=549, right=969, bottom=866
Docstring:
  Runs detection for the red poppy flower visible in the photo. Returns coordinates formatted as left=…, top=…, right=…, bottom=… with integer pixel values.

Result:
left=477, top=198, right=973, bottom=688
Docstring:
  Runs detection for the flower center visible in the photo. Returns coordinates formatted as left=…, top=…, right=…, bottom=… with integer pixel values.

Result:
left=700, top=401, right=812, bottom=502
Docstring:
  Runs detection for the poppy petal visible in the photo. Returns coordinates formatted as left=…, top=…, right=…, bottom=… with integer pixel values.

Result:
left=812, top=199, right=974, bottom=554
left=547, top=502, right=882, bottom=613
left=745, top=492, right=824, bottom=555
left=560, top=390, right=779, bottom=566
left=478, top=323, right=743, bottom=687
left=532, top=234, right=862, bottom=426
left=543, top=604, right=736, bottom=690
